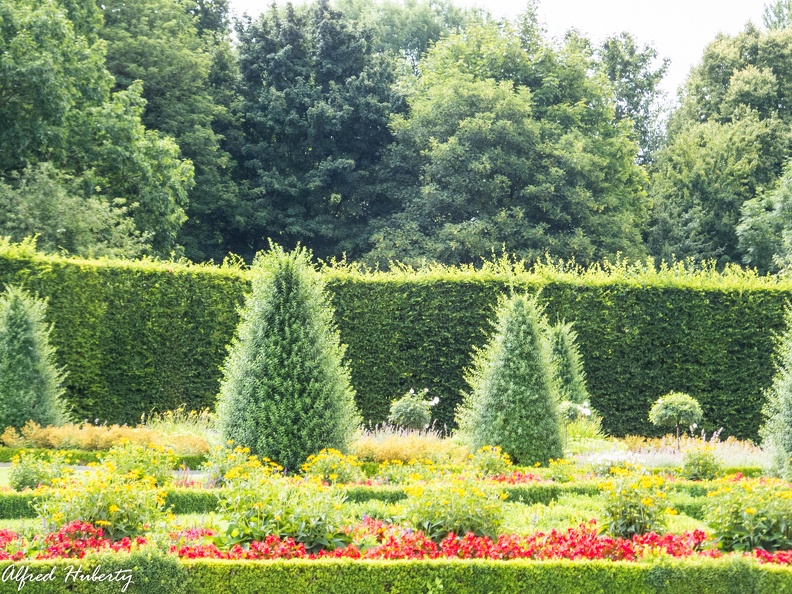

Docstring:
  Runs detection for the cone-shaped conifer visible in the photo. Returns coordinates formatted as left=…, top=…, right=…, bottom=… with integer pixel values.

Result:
left=456, top=293, right=563, bottom=465
left=216, top=244, right=359, bottom=470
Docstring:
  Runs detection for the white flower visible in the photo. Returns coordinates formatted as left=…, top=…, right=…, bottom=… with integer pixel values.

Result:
left=429, top=397, right=440, bottom=406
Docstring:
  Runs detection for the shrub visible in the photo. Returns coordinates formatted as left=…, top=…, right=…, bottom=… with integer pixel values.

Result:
left=0, top=286, right=67, bottom=429
left=468, top=446, right=512, bottom=478
left=600, top=471, right=668, bottom=538
left=455, top=293, right=563, bottom=465
left=682, top=448, right=722, bottom=481
left=761, top=306, right=792, bottom=478
left=301, top=449, right=364, bottom=485
left=705, top=477, right=792, bottom=551
left=402, top=480, right=506, bottom=541
left=34, top=465, right=167, bottom=540
left=216, top=244, right=359, bottom=471
left=9, top=450, right=70, bottom=491
left=547, top=321, right=590, bottom=404
left=215, top=475, right=349, bottom=552
left=387, top=389, right=434, bottom=431
left=100, top=442, right=177, bottom=487
left=649, top=392, right=703, bottom=450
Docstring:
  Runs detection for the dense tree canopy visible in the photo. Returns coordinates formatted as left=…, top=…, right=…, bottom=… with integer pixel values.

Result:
left=366, top=21, right=649, bottom=266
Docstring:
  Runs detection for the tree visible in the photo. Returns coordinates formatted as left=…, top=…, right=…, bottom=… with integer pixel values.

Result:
left=761, top=306, right=792, bottom=477
left=0, top=164, right=149, bottom=258
left=367, top=21, right=649, bottom=267
left=647, top=111, right=788, bottom=266
left=0, top=286, right=68, bottom=429
left=0, top=0, right=193, bottom=256
left=232, top=0, right=402, bottom=261
left=216, top=244, right=359, bottom=470
left=763, top=0, right=792, bottom=30
left=455, top=293, right=563, bottom=465
left=648, top=392, right=703, bottom=450
left=597, top=32, right=669, bottom=164
left=547, top=321, right=590, bottom=405
left=737, top=162, right=792, bottom=274
left=98, top=0, right=236, bottom=261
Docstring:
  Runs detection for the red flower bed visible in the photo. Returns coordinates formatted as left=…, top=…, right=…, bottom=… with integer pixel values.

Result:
left=488, top=471, right=543, bottom=484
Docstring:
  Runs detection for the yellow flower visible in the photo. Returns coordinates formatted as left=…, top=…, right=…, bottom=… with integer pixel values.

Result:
left=329, top=473, right=338, bottom=481
left=109, top=505, right=120, bottom=514
left=745, top=508, right=756, bottom=515
left=641, top=497, right=653, bottom=506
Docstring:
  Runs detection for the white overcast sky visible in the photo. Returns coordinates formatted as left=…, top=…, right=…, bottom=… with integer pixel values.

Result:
left=228, top=0, right=770, bottom=99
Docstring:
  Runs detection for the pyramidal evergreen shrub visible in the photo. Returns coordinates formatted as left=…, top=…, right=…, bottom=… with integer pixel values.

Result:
left=761, top=306, right=792, bottom=478
left=0, top=286, right=68, bottom=429
left=455, top=293, right=563, bottom=465
left=548, top=320, right=590, bottom=405
left=216, top=244, right=359, bottom=471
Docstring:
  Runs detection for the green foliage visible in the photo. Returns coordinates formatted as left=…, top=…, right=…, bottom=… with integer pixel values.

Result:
left=0, top=0, right=193, bottom=255
left=682, top=449, right=723, bottom=481
left=367, top=21, right=649, bottom=267
left=216, top=244, right=359, bottom=470
left=0, top=165, right=149, bottom=259
left=456, top=293, right=563, bottom=465
left=548, top=321, right=590, bottom=405
left=9, top=450, right=69, bottom=491
left=649, top=392, right=704, bottom=442
left=216, top=475, right=350, bottom=552
left=402, top=480, right=505, bottom=541
left=601, top=473, right=668, bottom=538
left=0, top=286, right=68, bottom=429
left=705, top=478, right=792, bottom=552
left=387, top=389, right=433, bottom=430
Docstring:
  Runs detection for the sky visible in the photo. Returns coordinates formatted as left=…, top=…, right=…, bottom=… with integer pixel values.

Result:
left=228, top=0, right=770, bottom=99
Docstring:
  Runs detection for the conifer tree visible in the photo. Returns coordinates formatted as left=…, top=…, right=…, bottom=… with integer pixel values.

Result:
left=0, top=286, right=68, bottom=429
left=761, top=306, right=792, bottom=477
left=216, top=244, right=359, bottom=470
left=548, top=321, right=590, bottom=405
left=456, top=293, right=563, bottom=465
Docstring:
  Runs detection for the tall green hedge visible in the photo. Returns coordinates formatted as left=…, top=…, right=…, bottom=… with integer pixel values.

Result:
left=0, top=240, right=789, bottom=440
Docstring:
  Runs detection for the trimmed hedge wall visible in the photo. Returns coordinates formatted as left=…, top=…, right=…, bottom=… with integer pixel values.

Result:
left=1, top=241, right=790, bottom=439
left=0, top=556, right=789, bottom=593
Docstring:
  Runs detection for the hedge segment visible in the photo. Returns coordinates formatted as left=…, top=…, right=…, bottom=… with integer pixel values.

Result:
left=0, top=241, right=789, bottom=439
left=761, top=306, right=792, bottom=477
left=216, top=245, right=359, bottom=470
left=0, top=556, right=789, bottom=594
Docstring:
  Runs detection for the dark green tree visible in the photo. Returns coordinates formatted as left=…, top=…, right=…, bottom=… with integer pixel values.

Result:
left=456, top=294, right=563, bottom=465
left=98, top=0, right=236, bottom=260
left=0, top=286, right=68, bottom=429
left=216, top=244, right=359, bottom=470
left=232, top=0, right=402, bottom=261
left=0, top=0, right=193, bottom=255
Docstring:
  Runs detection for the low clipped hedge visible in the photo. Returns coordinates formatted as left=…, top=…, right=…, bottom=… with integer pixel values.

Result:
left=0, top=447, right=206, bottom=469
left=0, top=555, right=790, bottom=593
left=2, top=241, right=791, bottom=439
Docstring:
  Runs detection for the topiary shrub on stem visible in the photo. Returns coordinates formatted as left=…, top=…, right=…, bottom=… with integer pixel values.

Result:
left=455, top=293, right=563, bottom=465
left=648, top=391, right=703, bottom=451
left=547, top=320, right=590, bottom=404
left=761, top=306, right=792, bottom=478
left=216, top=243, right=359, bottom=471
left=0, top=286, right=68, bottom=429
